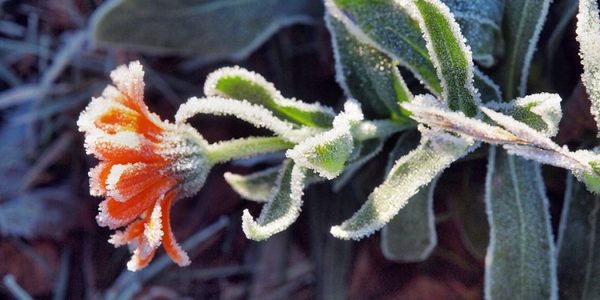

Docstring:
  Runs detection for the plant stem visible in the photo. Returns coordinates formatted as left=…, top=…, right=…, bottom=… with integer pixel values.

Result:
left=207, top=136, right=294, bottom=164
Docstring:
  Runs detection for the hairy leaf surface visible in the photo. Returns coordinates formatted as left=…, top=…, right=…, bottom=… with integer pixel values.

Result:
left=326, top=13, right=412, bottom=120
left=557, top=174, right=600, bottom=299
left=413, top=0, right=480, bottom=116
left=224, top=166, right=282, bottom=202
left=576, top=0, right=600, bottom=135
left=91, top=0, right=319, bottom=61
left=484, top=148, right=557, bottom=300
left=381, top=131, right=438, bottom=262
left=330, top=126, right=475, bottom=240
left=242, top=161, right=307, bottom=241
left=204, top=66, right=335, bottom=127
left=500, top=0, right=552, bottom=99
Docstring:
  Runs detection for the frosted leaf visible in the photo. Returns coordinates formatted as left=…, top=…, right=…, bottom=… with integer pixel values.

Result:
left=224, top=165, right=281, bottom=202
left=557, top=175, right=600, bottom=298
left=242, top=161, right=307, bottom=241
left=503, top=145, right=595, bottom=176
left=500, top=0, right=552, bottom=99
left=403, top=95, right=522, bottom=145
left=481, top=107, right=560, bottom=151
left=333, top=138, right=384, bottom=192
left=484, top=148, right=557, bottom=300
left=442, top=0, right=503, bottom=67
left=204, top=66, right=335, bottom=127
left=474, top=67, right=502, bottom=103
left=381, top=131, right=438, bottom=262
left=91, top=0, right=319, bottom=61
left=176, top=97, right=323, bottom=143
left=286, top=100, right=363, bottom=179
left=326, top=0, right=442, bottom=94
left=330, top=125, right=476, bottom=240
left=411, top=0, right=480, bottom=117
left=325, top=12, right=413, bottom=120
left=577, top=0, right=600, bottom=135
left=486, top=93, right=563, bottom=137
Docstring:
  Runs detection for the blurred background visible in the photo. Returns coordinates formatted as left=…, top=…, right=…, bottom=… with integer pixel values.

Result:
left=0, top=0, right=592, bottom=299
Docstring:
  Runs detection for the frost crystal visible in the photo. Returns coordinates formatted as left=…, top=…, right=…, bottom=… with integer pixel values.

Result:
left=577, top=0, right=600, bottom=135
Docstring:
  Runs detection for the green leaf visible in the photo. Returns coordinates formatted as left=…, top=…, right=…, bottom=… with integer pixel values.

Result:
left=500, top=0, right=552, bottom=99
left=91, top=0, right=320, bottom=60
left=332, top=138, right=384, bottom=192
left=484, top=147, right=557, bottom=299
left=474, top=68, right=502, bottom=103
left=413, top=0, right=480, bottom=117
left=242, top=161, right=307, bottom=241
left=442, top=0, right=504, bottom=67
left=326, top=0, right=502, bottom=104
left=286, top=100, right=363, bottom=179
left=204, top=67, right=335, bottom=128
left=326, top=12, right=412, bottom=120
left=576, top=0, right=600, bottom=136
left=487, top=93, right=563, bottom=137
left=381, top=131, right=438, bottom=262
left=330, top=126, right=475, bottom=240
left=557, top=174, right=600, bottom=299
left=326, top=0, right=442, bottom=94
left=224, top=165, right=282, bottom=202
left=176, top=97, right=324, bottom=143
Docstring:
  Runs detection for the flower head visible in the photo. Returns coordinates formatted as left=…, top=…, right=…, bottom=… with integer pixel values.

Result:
left=78, top=61, right=211, bottom=271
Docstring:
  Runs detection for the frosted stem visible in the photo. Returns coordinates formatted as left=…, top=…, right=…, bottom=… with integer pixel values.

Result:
left=207, top=137, right=293, bottom=164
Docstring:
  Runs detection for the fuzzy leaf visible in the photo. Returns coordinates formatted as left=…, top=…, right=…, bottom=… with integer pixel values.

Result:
left=204, top=66, right=335, bottom=127
left=242, top=161, right=307, bottom=241
left=333, top=138, right=384, bottom=192
left=176, top=97, right=324, bottom=143
left=500, top=0, right=552, bottom=99
left=330, top=126, right=475, bottom=240
left=484, top=148, right=557, bottom=299
left=486, top=93, right=563, bottom=137
left=326, top=0, right=503, bottom=103
left=557, top=174, right=600, bottom=299
left=381, top=131, right=438, bottom=262
left=326, top=12, right=413, bottom=120
left=326, top=0, right=442, bottom=94
left=286, top=100, right=363, bottom=179
left=413, top=0, right=480, bottom=117
left=577, top=0, right=600, bottom=135
left=224, top=165, right=282, bottom=202
left=442, top=0, right=503, bottom=67
left=91, top=0, right=320, bottom=61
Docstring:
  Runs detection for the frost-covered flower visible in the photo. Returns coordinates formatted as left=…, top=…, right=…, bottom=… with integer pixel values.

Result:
left=77, top=61, right=211, bottom=271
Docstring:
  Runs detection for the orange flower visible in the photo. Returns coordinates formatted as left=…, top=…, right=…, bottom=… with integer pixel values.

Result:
left=78, top=61, right=211, bottom=271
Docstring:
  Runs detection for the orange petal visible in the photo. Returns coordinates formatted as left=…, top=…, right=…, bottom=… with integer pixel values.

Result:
left=161, top=191, right=191, bottom=267
left=126, top=247, right=156, bottom=272
left=105, top=163, right=167, bottom=202
left=85, top=131, right=165, bottom=164
left=98, top=176, right=176, bottom=228
left=108, top=218, right=146, bottom=247
left=88, top=162, right=114, bottom=196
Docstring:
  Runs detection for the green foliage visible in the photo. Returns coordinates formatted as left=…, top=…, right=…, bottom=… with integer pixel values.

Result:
left=91, top=0, right=320, bottom=61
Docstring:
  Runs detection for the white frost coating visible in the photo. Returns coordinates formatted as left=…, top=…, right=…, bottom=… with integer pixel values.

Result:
left=143, top=201, right=164, bottom=251
left=242, top=163, right=306, bottom=240
left=325, top=0, right=438, bottom=95
left=105, top=163, right=131, bottom=202
left=517, top=0, right=551, bottom=97
left=504, top=145, right=596, bottom=175
left=403, top=95, right=521, bottom=145
left=410, top=0, right=480, bottom=107
left=175, top=97, right=322, bottom=143
left=204, top=66, right=335, bottom=116
left=481, top=107, right=560, bottom=151
left=110, top=61, right=145, bottom=103
left=486, top=93, right=563, bottom=137
left=577, top=0, right=600, bottom=134
left=84, top=130, right=147, bottom=158
left=333, top=139, right=384, bottom=192
left=330, top=125, right=475, bottom=240
left=286, top=100, right=363, bottom=179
